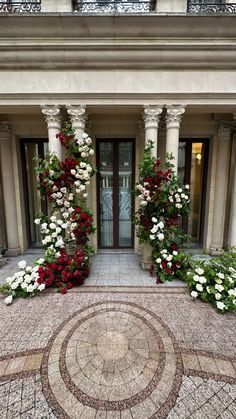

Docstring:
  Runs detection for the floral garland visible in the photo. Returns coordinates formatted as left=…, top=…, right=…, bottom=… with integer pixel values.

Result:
left=3, top=128, right=96, bottom=304
left=135, top=141, right=190, bottom=283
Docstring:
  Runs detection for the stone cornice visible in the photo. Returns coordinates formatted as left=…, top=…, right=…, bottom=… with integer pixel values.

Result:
left=0, top=15, right=236, bottom=70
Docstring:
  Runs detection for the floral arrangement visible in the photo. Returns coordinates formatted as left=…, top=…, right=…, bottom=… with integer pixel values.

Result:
left=135, top=141, right=191, bottom=282
left=2, top=127, right=96, bottom=304
left=187, top=254, right=236, bottom=313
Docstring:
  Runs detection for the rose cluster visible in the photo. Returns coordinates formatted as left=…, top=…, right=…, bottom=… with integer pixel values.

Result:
left=70, top=207, right=95, bottom=245
left=34, top=216, right=67, bottom=249
left=168, top=186, right=190, bottom=210
left=57, top=131, right=94, bottom=159
left=150, top=217, right=165, bottom=242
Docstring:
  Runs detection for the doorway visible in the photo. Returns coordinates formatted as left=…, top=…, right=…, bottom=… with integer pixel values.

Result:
left=21, top=139, right=48, bottom=247
left=178, top=139, right=209, bottom=245
left=97, top=139, right=135, bottom=248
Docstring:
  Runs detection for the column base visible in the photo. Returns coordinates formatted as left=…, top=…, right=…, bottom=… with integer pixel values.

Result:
left=5, top=248, right=21, bottom=257
left=209, top=246, right=224, bottom=256
left=0, top=255, right=7, bottom=267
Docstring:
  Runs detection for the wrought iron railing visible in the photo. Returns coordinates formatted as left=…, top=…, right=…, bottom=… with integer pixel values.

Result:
left=187, top=2, right=236, bottom=13
left=73, top=0, right=155, bottom=14
left=0, top=1, right=41, bottom=13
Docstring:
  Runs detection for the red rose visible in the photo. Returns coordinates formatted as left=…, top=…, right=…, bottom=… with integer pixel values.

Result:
left=57, top=265, right=63, bottom=271
left=60, top=287, right=67, bottom=294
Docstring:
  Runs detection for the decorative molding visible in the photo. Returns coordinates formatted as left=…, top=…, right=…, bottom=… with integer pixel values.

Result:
left=143, top=105, right=163, bottom=129
left=0, top=121, right=11, bottom=137
left=66, top=105, right=87, bottom=129
left=166, top=105, right=185, bottom=129
left=41, top=105, right=61, bottom=128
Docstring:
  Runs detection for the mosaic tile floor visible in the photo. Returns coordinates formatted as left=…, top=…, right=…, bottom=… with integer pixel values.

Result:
left=0, top=252, right=236, bottom=418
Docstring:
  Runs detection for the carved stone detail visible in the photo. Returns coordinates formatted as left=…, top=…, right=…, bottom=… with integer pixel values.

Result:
left=0, top=121, right=11, bottom=138
left=166, top=106, right=185, bottom=128
left=143, top=105, right=163, bottom=128
left=218, top=125, right=231, bottom=139
left=41, top=105, right=61, bottom=127
left=66, top=105, right=87, bottom=128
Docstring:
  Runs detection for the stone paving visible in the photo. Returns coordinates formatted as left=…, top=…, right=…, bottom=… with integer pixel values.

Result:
left=0, top=252, right=236, bottom=418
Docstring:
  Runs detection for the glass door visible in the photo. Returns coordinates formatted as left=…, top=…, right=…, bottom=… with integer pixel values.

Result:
left=178, top=139, right=208, bottom=245
left=21, top=139, right=48, bottom=247
left=97, top=140, right=134, bottom=248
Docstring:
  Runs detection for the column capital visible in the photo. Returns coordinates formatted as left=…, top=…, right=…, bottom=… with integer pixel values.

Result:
left=0, top=121, right=11, bottom=138
left=166, top=105, right=185, bottom=129
left=143, top=105, right=163, bottom=129
left=41, top=105, right=61, bottom=129
left=66, top=105, right=87, bottom=129
left=217, top=125, right=231, bottom=139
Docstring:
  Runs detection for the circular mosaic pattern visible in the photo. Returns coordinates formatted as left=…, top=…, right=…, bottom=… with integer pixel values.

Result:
left=42, top=302, right=183, bottom=418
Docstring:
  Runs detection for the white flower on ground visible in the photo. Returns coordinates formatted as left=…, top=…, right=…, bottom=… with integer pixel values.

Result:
left=215, top=293, right=222, bottom=300
left=216, top=301, right=226, bottom=310
left=21, top=282, right=27, bottom=290
left=215, top=278, right=223, bottom=285
left=196, top=283, right=203, bottom=292
left=195, top=267, right=204, bottom=275
left=193, top=275, right=200, bottom=282
left=38, top=284, right=46, bottom=292
left=4, top=295, right=13, bottom=305
left=191, top=291, right=198, bottom=298
left=34, top=219, right=41, bottom=225
left=198, top=276, right=207, bottom=284
left=11, top=282, right=19, bottom=290
left=18, top=260, right=27, bottom=269
left=215, top=284, right=224, bottom=292
left=27, top=284, right=35, bottom=293
left=217, top=272, right=225, bottom=279
left=228, top=289, right=236, bottom=297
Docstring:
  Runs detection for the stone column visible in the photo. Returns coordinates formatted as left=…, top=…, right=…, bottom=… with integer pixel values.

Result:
left=165, top=105, right=185, bottom=174
left=66, top=105, right=87, bottom=138
left=143, top=105, right=163, bottom=157
left=41, top=105, right=62, bottom=160
left=0, top=122, right=20, bottom=256
left=228, top=132, right=236, bottom=249
left=210, top=126, right=231, bottom=255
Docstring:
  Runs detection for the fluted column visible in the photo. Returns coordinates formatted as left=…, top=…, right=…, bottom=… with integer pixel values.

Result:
left=166, top=105, right=185, bottom=174
left=228, top=132, right=236, bottom=249
left=41, top=105, right=62, bottom=160
left=210, top=126, right=231, bottom=254
left=143, top=105, right=163, bottom=157
left=66, top=105, right=87, bottom=138
left=0, top=122, right=20, bottom=256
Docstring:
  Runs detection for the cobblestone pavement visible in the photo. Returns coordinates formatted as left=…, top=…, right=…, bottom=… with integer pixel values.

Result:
left=0, top=253, right=236, bottom=418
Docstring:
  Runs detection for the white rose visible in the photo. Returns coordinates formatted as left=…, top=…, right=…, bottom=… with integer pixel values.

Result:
left=11, top=282, right=19, bottom=290
left=24, top=274, right=32, bottom=284
left=62, top=212, right=69, bottom=219
left=172, top=251, right=178, bottom=256
left=4, top=295, right=13, bottom=305
left=199, top=276, right=207, bottom=284
left=166, top=255, right=173, bottom=262
left=81, top=152, right=86, bottom=158
left=167, top=262, right=172, bottom=268
left=41, top=222, right=48, bottom=230
left=228, top=289, right=236, bottom=297
left=229, top=267, right=236, bottom=273
left=37, top=258, right=44, bottom=265
left=215, top=278, right=223, bottom=284
left=150, top=235, right=155, bottom=240
left=83, top=193, right=88, bottom=198
left=193, top=275, right=200, bottom=282
left=206, top=286, right=211, bottom=293
left=71, top=169, right=76, bottom=176
left=18, top=260, right=27, bottom=269
left=6, top=277, right=13, bottom=284
left=27, top=284, right=35, bottom=293
left=195, top=267, right=204, bottom=275
left=157, top=233, right=164, bottom=241
left=158, top=221, right=164, bottom=229
left=156, top=258, right=162, bottom=264
left=215, top=284, right=224, bottom=292
left=38, top=284, right=46, bottom=292
left=68, top=207, right=74, bottom=214
left=150, top=225, right=158, bottom=234
left=89, top=149, right=94, bottom=156
left=60, top=187, right=67, bottom=193
left=50, top=216, right=57, bottom=222
left=215, top=293, right=222, bottom=300
left=217, top=272, right=224, bottom=279
left=34, top=218, right=41, bottom=225
left=57, top=219, right=63, bottom=225
left=196, top=283, right=203, bottom=292
left=216, top=301, right=226, bottom=310
left=21, top=282, right=28, bottom=290
left=151, top=217, right=157, bottom=223
left=82, top=132, right=88, bottom=139
left=185, top=185, right=190, bottom=189
left=190, top=291, right=198, bottom=298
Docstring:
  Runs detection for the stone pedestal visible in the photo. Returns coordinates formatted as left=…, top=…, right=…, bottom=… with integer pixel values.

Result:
left=143, top=105, right=163, bottom=157
left=166, top=105, right=185, bottom=174
left=140, top=243, right=153, bottom=270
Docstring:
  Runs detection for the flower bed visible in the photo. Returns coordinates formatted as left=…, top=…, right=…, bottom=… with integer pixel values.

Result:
left=2, top=127, right=96, bottom=304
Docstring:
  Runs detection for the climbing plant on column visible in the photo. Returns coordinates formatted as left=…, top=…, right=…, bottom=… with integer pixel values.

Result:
left=3, top=126, right=96, bottom=303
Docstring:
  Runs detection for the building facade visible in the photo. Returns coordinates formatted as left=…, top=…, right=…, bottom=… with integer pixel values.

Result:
left=0, top=0, right=236, bottom=263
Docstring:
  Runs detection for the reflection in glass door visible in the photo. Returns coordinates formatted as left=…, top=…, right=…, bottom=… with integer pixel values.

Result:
left=178, top=140, right=208, bottom=244
left=97, top=140, right=134, bottom=248
left=21, top=139, right=48, bottom=247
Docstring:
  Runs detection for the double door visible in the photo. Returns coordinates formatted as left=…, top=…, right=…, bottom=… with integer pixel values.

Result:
left=97, top=140, right=135, bottom=248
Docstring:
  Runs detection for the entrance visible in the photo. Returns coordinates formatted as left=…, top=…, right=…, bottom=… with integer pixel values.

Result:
left=97, top=139, right=135, bottom=248
left=21, top=139, right=48, bottom=247
left=178, top=139, right=209, bottom=245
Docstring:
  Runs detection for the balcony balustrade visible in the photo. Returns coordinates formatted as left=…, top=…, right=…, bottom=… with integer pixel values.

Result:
left=187, top=1, right=236, bottom=13
left=0, top=1, right=41, bottom=13
left=73, top=0, right=155, bottom=14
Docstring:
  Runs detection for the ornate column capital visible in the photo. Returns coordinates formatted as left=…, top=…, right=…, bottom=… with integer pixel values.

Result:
left=41, top=105, right=61, bottom=129
left=66, top=105, right=87, bottom=129
left=166, top=105, right=185, bottom=129
left=143, top=105, right=163, bottom=129
left=217, top=125, right=231, bottom=140
left=0, top=121, right=11, bottom=139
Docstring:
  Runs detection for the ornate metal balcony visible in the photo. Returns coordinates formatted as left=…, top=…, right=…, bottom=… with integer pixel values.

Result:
left=73, top=0, right=155, bottom=14
left=187, top=2, right=236, bottom=13
left=0, top=1, right=41, bottom=13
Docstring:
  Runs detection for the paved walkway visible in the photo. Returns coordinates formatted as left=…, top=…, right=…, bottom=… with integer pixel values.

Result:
left=0, top=252, right=236, bottom=418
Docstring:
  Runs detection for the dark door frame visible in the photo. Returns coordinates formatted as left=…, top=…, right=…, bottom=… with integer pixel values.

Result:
left=20, top=138, right=48, bottom=248
left=179, top=138, right=209, bottom=246
left=96, top=138, right=135, bottom=249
